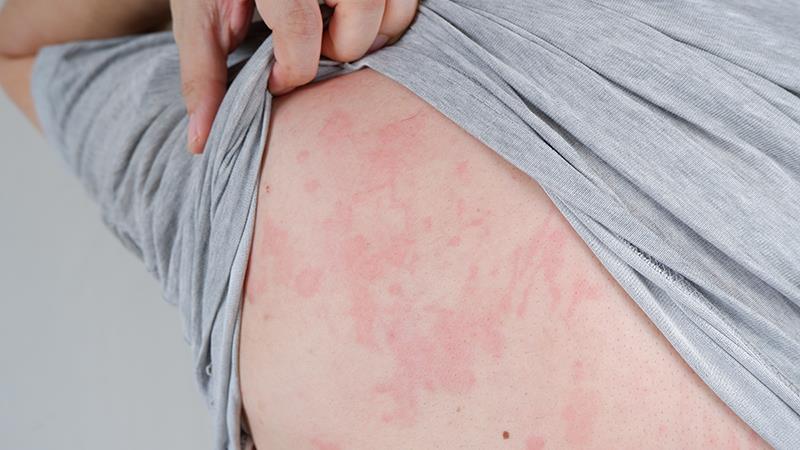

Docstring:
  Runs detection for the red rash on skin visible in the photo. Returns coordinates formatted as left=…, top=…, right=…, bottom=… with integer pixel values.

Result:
left=563, top=276, right=602, bottom=323
left=296, top=149, right=310, bottom=164
left=508, top=222, right=552, bottom=318
left=373, top=262, right=508, bottom=425
left=560, top=330, right=601, bottom=446
left=560, top=388, right=601, bottom=447
left=512, top=208, right=606, bottom=320
left=349, top=282, right=381, bottom=348
left=323, top=200, right=354, bottom=232
left=304, top=178, right=321, bottom=193
left=354, top=225, right=562, bottom=424
left=317, top=109, right=356, bottom=149
left=337, top=192, right=420, bottom=348
left=341, top=233, right=396, bottom=348
left=452, top=195, right=492, bottom=239
left=237, top=72, right=773, bottom=450
left=320, top=109, right=429, bottom=346
left=455, top=160, right=470, bottom=182
left=248, top=215, right=328, bottom=302
left=259, top=217, right=294, bottom=291
left=318, top=106, right=592, bottom=425
left=525, top=435, right=547, bottom=450
left=310, top=437, right=342, bottom=450
left=498, top=212, right=569, bottom=316
left=422, top=216, right=432, bottom=231
left=310, top=107, right=612, bottom=429
left=571, top=359, right=586, bottom=383
left=294, top=267, right=324, bottom=298
left=378, top=110, right=424, bottom=144
left=541, top=244, right=567, bottom=311
left=315, top=109, right=506, bottom=423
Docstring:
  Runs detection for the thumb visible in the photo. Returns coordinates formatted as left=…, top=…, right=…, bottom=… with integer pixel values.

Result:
left=173, top=7, right=229, bottom=154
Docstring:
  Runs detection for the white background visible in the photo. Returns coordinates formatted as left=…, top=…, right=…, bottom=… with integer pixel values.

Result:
left=0, top=7, right=213, bottom=448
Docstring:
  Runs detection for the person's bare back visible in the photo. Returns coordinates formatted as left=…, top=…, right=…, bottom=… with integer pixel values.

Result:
left=239, top=68, right=768, bottom=449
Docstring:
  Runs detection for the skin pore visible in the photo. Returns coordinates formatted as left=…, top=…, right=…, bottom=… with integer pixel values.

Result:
left=239, top=69, right=769, bottom=450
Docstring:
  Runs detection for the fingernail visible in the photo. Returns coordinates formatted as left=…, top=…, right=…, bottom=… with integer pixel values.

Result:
left=188, top=113, right=201, bottom=153
left=368, top=34, right=390, bottom=53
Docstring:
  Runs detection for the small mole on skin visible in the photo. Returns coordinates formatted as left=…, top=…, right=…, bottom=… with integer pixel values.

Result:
left=502, top=431, right=510, bottom=439
left=264, top=184, right=271, bottom=193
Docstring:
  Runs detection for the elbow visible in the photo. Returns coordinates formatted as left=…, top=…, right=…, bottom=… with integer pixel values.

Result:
left=0, top=49, right=39, bottom=128
left=0, top=2, right=43, bottom=126
left=0, top=3, right=16, bottom=58
left=0, top=52, right=37, bottom=122
left=0, top=54, right=12, bottom=94
left=0, top=1, right=42, bottom=59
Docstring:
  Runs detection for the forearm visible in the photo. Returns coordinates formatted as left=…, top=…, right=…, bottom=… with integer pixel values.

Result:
left=0, top=0, right=171, bottom=58
left=0, top=0, right=170, bottom=125
left=0, top=54, right=35, bottom=125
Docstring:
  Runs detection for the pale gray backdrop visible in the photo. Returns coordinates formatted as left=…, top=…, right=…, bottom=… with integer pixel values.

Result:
left=0, top=11, right=213, bottom=449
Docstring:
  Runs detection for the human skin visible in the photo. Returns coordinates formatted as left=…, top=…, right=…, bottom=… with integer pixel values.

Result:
left=239, top=68, right=771, bottom=450
left=171, top=0, right=419, bottom=153
left=0, top=0, right=171, bottom=125
left=0, top=5, right=773, bottom=447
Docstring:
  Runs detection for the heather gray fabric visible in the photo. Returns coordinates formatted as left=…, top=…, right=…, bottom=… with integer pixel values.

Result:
left=30, top=0, right=800, bottom=448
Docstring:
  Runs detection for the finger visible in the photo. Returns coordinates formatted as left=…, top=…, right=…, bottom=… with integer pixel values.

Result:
left=259, top=0, right=323, bottom=95
left=178, top=36, right=228, bottom=154
left=374, top=0, right=417, bottom=48
left=173, top=2, right=229, bottom=154
left=225, top=0, right=256, bottom=49
left=320, top=0, right=385, bottom=62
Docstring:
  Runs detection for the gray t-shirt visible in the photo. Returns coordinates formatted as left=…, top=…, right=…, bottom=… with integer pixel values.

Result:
left=31, top=0, right=800, bottom=448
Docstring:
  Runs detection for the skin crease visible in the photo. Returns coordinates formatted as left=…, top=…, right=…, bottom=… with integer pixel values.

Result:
left=239, top=69, right=771, bottom=450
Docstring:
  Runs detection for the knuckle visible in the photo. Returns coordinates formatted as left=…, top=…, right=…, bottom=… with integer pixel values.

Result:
left=181, top=78, right=202, bottom=102
left=283, top=65, right=317, bottom=86
left=349, top=0, right=383, bottom=12
left=326, top=37, right=368, bottom=62
left=173, top=1, right=217, bottom=42
left=281, top=4, right=322, bottom=39
left=331, top=47, right=361, bottom=63
left=395, top=1, right=419, bottom=18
